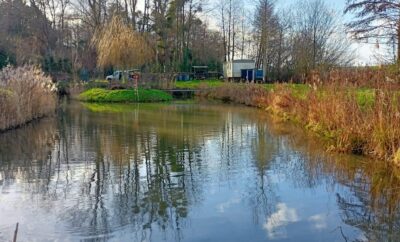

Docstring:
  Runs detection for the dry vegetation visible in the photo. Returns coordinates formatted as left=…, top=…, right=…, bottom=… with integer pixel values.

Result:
left=93, top=15, right=153, bottom=70
left=0, top=65, right=57, bottom=131
left=201, top=68, right=400, bottom=165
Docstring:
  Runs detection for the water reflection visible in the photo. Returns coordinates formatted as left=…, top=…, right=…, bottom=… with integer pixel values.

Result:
left=267, top=118, right=400, bottom=241
left=0, top=102, right=399, bottom=241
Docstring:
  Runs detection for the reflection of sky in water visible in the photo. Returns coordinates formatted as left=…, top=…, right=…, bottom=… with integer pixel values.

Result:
left=264, top=203, right=299, bottom=239
left=0, top=103, right=397, bottom=241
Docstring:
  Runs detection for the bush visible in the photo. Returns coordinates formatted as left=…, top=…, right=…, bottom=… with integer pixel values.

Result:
left=0, top=65, right=57, bottom=131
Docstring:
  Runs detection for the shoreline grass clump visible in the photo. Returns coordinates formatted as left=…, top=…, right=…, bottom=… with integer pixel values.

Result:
left=79, top=88, right=172, bottom=103
left=0, top=65, right=57, bottom=131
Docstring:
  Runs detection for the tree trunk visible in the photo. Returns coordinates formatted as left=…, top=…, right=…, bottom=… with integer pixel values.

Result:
left=397, top=22, right=400, bottom=64
left=221, top=6, right=227, bottom=62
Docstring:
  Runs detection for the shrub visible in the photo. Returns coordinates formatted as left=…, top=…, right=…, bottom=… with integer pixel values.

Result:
left=0, top=65, right=57, bottom=131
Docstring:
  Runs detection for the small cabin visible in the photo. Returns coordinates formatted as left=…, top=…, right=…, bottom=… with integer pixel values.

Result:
left=223, top=59, right=257, bottom=81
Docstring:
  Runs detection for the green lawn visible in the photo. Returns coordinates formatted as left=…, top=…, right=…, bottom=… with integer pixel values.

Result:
left=175, top=79, right=224, bottom=89
left=79, top=88, right=173, bottom=103
left=175, top=80, right=311, bottom=99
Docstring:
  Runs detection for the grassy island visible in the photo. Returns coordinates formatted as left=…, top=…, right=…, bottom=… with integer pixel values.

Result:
left=79, top=88, right=173, bottom=103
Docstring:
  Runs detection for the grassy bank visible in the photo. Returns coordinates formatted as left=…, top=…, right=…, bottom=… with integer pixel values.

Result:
left=0, top=66, right=57, bottom=131
left=201, top=82, right=400, bottom=166
left=79, top=88, right=173, bottom=103
left=175, top=79, right=223, bottom=89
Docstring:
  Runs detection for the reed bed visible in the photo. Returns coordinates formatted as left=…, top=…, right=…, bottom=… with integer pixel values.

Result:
left=0, top=65, right=57, bottom=131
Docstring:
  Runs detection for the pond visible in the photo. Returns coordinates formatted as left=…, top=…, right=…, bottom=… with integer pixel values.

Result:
left=0, top=101, right=400, bottom=242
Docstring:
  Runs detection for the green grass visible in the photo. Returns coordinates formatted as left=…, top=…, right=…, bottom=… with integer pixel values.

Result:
left=176, top=80, right=310, bottom=101
left=79, top=88, right=173, bottom=103
left=355, top=88, right=376, bottom=108
left=263, top=83, right=311, bottom=99
left=175, top=79, right=224, bottom=89
left=264, top=83, right=376, bottom=105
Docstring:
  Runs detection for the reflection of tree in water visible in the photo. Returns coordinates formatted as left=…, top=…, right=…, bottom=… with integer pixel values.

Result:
left=267, top=118, right=400, bottom=241
left=55, top=103, right=233, bottom=241
left=2, top=102, right=400, bottom=241
left=62, top=104, right=400, bottom=241
left=248, top=121, right=279, bottom=223
left=0, top=117, right=59, bottom=192
left=334, top=165, right=400, bottom=241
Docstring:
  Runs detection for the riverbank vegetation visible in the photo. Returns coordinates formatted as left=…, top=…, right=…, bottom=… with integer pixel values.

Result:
left=79, top=88, right=172, bottom=103
left=201, top=69, right=400, bottom=166
left=0, top=65, right=57, bottom=131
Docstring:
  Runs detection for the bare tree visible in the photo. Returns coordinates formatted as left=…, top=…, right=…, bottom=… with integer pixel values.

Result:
left=216, top=0, right=241, bottom=62
left=128, top=0, right=138, bottom=29
left=288, top=0, right=352, bottom=77
left=345, top=0, right=400, bottom=63
left=253, top=0, right=279, bottom=81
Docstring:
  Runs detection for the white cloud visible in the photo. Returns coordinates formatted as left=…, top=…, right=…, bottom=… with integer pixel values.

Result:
left=217, top=196, right=241, bottom=213
left=308, top=214, right=327, bottom=230
left=263, top=203, right=299, bottom=239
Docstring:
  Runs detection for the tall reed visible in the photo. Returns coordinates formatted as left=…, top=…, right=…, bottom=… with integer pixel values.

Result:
left=0, top=65, right=57, bottom=131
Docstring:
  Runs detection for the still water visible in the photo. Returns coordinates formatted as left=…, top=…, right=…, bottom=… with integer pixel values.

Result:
left=0, top=102, right=400, bottom=242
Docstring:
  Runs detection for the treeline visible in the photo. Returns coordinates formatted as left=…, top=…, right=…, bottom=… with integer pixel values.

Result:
left=0, top=0, right=224, bottom=80
left=0, top=0, right=398, bottom=81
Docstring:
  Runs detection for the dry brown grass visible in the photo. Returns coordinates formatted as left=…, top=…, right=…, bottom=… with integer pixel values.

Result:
left=0, top=65, right=57, bottom=131
left=270, top=86, right=400, bottom=164
left=308, top=66, right=400, bottom=88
